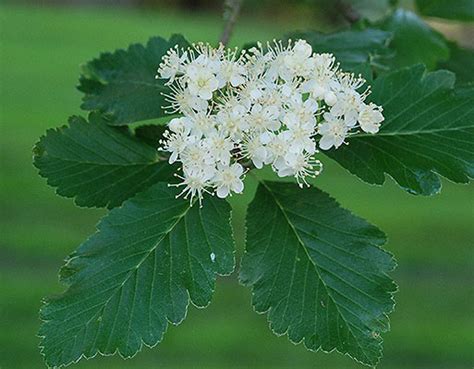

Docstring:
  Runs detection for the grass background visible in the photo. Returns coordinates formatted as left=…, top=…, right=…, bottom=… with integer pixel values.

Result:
left=0, top=4, right=473, bottom=369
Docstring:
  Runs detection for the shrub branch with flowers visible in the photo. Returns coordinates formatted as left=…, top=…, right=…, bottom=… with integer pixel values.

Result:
left=34, top=1, right=473, bottom=368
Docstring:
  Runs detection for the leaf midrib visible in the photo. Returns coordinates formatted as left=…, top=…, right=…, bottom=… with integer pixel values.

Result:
left=85, top=77, right=168, bottom=89
left=61, top=200, right=194, bottom=345
left=353, top=125, right=473, bottom=138
left=41, top=155, right=161, bottom=167
left=259, top=181, right=373, bottom=364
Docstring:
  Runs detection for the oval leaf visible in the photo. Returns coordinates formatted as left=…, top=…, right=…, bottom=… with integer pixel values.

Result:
left=34, top=113, right=174, bottom=208
left=326, top=65, right=474, bottom=195
left=39, top=183, right=235, bottom=368
left=78, top=34, right=189, bottom=125
left=240, top=181, right=396, bottom=366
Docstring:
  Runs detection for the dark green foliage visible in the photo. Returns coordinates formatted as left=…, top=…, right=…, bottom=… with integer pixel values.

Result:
left=440, top=42, right=474, bottom=84
left=380, top=10, right=449, bottom=70
left=240, top=181, right=396, bottom=366
left=39, top=183, right=235, bottom=368
left=416, top=0, right=474, bottom=22
left=327, top=65, right=474, bottom=195
left=134, top=123, right=168, bottom=148
left=286, top=29, right=392, bottom=70
left=33, top=7, right=474, bottom=365
left=34, top=113, right=175, bottom=208
left=78, top=35, right=189, bottom=125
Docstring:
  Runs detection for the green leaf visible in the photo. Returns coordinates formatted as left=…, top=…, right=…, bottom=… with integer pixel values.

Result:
left=134, top=124, right=168, bottom=148
left=240, top=181, right=396, bottom=366
left=380, top=10, right=449, bottom=70
left=326, top=65, right=474, bottom=195
left=440, top=42, right=474, bottom=83
left=39, top=183, right=235, bottom=368
left=416, top=0, right=474, bottom=22
left=286, top=29, right=392, bottom=71
left=78, top=35, right=189, bottom=125
left=34, top=113, right=174, bottom=209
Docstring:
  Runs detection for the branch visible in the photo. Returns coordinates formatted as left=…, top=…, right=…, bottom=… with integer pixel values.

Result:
left=335, top=0, right=360, bottom=24
left=219, top=0, right=243, bottom=46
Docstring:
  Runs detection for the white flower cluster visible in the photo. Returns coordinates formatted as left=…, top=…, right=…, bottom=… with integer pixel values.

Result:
left=157, top=39, right=384, bottom=204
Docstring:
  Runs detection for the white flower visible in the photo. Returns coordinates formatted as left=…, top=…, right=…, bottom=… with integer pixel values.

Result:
left=318, top=114, right=348, bottom=150
left=265, top=42, right=291, bottom=82
left=331, top=72, right=366, bottom=126
left=287, top=98, right=318, bottom=126
left=283, top=40, right=315, bottom=78
left=238, top=78, right=266, bottom=107
left=163, top=80, right=208, bottom=114
left=186, top=61, right=219, bottom=100
left=245, top=43, right=272, bottom=78
left=257, top=84, right=283, bottom=109
left=324, top=91, right=338, bottom=106
left=180, top=140, right=214, bottom=168
left=217, top=60, right=247, bottom=87
left=280, top=100, right=317, bottom=154
left=265, top=132, right=291, bottom=166
left=247, top=103, right=280, bottom=132
left=203, top=130, right=234, bottom=165
left=217, top=104, right=249, bottom=140
left=174, top=165, right=215, bottom=206
left=242, top=134, right=268, bottom=169
left=279, top=79, right=302, bottom=103
left=280, top=124, right=316, bottom=154
left=158, top=39, right=384, bottom=204
left=188, top=51, right=221, bottom=74
left=358, top=103, right=384, bottom=133
left=330, top=92, right=362, bottom=127
left=301, top=53, right=338, bottom=99
left=161, top=126, right=195, bottom=164
left=187, top=111, right=215, bottom=138
left=281, top=151, right=322, bottom=187
left=168, top=116, right=192, bottom=133
left=213, top=163, right=245, bottom=198
left=157, top=48, right=188, bottom=83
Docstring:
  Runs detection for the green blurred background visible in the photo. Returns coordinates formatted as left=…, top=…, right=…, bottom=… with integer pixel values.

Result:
left=0, top=2, right=473, bottom=369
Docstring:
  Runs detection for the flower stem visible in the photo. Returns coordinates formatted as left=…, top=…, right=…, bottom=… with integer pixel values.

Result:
left=219, top=0, right=243, bottom=46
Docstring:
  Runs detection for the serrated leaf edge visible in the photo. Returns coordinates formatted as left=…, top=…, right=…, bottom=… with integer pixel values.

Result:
left=38, top=193, right=235, bottom=368
left=239, top=179, right=398, bottom=367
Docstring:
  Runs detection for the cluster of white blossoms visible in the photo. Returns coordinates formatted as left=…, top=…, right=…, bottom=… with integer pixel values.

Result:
left=157, top=39, right=384, bottom=204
